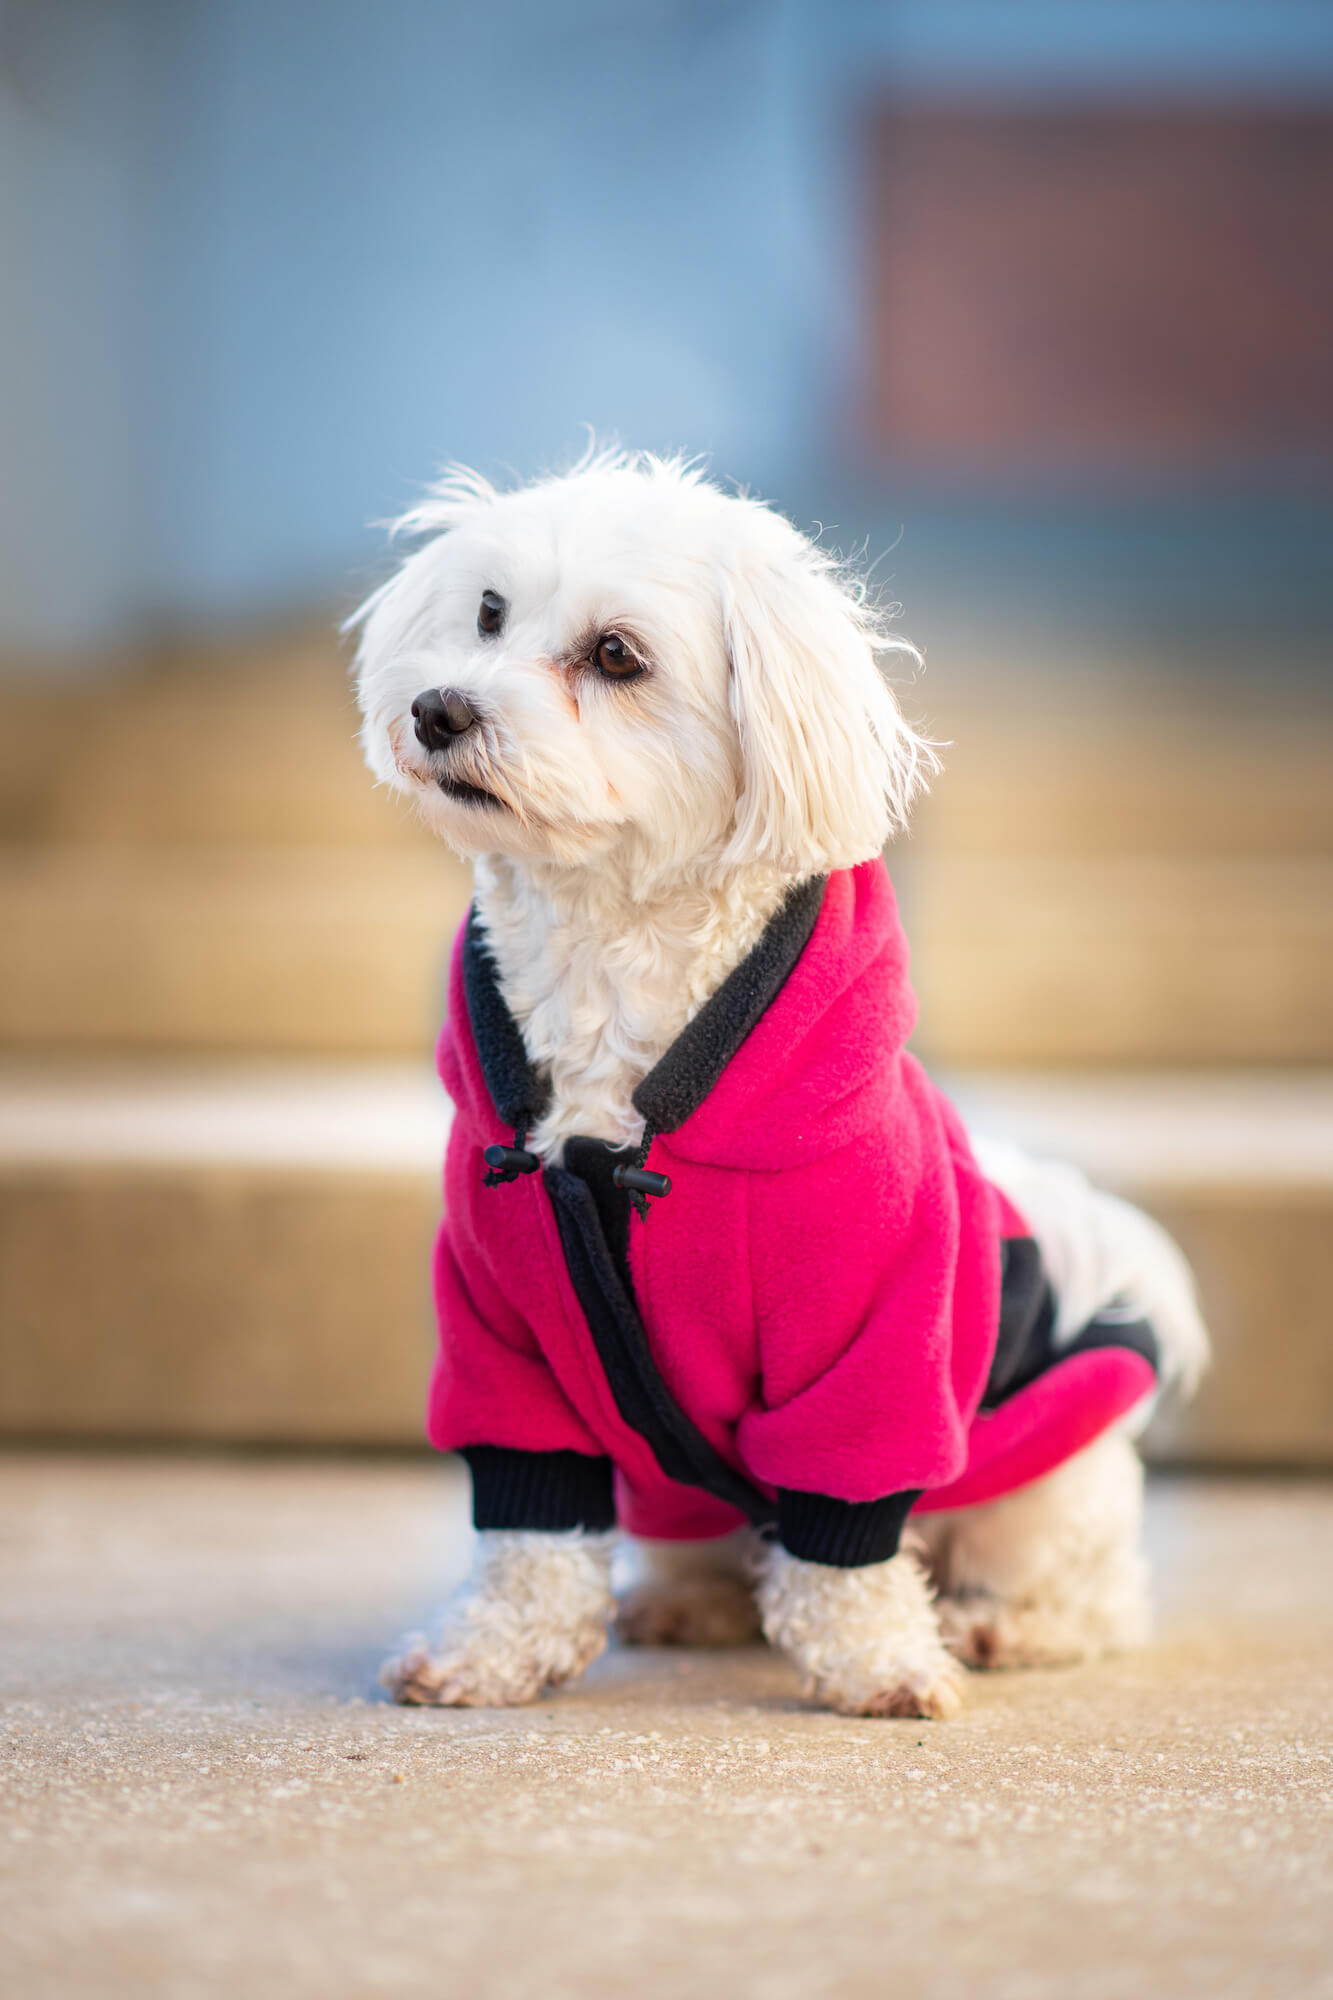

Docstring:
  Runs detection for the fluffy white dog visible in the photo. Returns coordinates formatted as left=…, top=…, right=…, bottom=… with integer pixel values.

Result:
left=353, top=449, right=1207, bottom=1719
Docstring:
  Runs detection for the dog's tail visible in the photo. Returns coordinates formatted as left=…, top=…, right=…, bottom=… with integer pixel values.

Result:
left=971, top=1136, right=1210, bottom=1400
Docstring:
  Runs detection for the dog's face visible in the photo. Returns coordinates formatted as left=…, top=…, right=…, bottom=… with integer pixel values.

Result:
left=353, top=455, right=928, bottom=877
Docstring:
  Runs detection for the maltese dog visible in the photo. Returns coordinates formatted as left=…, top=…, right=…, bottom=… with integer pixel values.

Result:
left=353, top=450, right=1206, bottom=1719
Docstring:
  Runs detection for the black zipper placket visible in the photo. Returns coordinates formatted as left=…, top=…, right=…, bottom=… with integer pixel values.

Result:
left=543, top=1151, right=775, bottom=1528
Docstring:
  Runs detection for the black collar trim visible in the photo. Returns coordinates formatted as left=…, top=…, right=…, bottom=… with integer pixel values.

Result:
left=461, top=909, right=550, bottom=1129
left=462, top=876, right=827, bottom=1138
left=632, top=875, right=827, bottom=1131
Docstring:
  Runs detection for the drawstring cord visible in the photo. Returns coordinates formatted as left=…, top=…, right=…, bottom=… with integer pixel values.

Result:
left=482, top=1118, right=672, bottom=1219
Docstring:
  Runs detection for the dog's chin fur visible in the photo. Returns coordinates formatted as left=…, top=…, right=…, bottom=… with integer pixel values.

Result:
left=355, top=449, right=1207, bottom=1716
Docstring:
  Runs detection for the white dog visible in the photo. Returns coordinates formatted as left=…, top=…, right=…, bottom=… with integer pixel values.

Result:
left=353, top=450, right=1206, bottom=1719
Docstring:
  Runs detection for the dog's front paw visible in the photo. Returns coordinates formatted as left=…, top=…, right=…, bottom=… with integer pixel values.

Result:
left=380, top=1635, right=534, bottom=1707
left=757, top=1543, right=964, bottom=1720
left=380, top=1623, right=605, bottom=1708
left=811, top=1653, right=965, bottom=1720
left=382, top=1529, right=614, bottom=1708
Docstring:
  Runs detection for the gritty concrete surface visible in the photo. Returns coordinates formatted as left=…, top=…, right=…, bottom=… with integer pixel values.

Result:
left=1, top=1455, right=1329, bottom=2000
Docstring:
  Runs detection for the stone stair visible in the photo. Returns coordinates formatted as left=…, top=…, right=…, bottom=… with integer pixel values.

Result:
left=898, top=665, right=1333, bottom=1068
left=1, top=1058, right=1328, bottom=1461
left=0, top=624, right=471, bottom=1054
left=0, top=631, right=1329, bottom=1460
left=0, top=844, right=458, bottom=1051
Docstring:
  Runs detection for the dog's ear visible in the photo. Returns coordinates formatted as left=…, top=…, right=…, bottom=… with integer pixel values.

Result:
left=719, top=539, right=932, bottom=874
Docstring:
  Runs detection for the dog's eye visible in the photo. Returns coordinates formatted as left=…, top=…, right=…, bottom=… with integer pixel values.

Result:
left=477, top=590, right=506, bottom=637
left=593, top=633, right=642, bottom=681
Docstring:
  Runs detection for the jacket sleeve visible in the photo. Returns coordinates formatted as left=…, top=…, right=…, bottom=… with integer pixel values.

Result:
left=735, top=1069, right=1000, bottom=1525
left=428, top=1129, right=614, bottom=1532
left=772, top=1486, right=923, bottom=1567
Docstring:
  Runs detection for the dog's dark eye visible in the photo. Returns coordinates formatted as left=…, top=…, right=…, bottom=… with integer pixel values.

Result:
left=593, top=633, right=642, bottom=681
left=477, top=590, right=506, bottom=637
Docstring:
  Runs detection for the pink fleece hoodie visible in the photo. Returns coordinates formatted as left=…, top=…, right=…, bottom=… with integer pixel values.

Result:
left=427, top=861, right=1158, bottom=1565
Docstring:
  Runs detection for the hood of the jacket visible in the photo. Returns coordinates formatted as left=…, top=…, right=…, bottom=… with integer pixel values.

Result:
left=441, top=859, right=919, bottom=1177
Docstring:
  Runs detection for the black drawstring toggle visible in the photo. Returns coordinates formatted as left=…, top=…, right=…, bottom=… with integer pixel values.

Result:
left=613, top=1123, right=670, bottom=1220
left=613, top=1164, right=671, bottom=1200
left=483, top=1121, right=540, bottom=1186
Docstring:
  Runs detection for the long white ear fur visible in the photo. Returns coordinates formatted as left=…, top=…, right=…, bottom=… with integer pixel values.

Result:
left=720, top=542, right=934, bottom=874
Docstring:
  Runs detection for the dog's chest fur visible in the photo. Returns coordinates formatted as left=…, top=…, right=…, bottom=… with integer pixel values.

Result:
left=473, top=854, right=793, bottom=1158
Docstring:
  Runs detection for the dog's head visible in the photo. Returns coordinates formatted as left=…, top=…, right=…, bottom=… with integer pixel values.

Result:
left=352, top=452, right=931, bottom=877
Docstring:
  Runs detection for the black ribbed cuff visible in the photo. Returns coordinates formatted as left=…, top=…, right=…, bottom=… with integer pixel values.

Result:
left=462, top=1447, right=616, bottom=1533
left=776, top=1488, right=922, bottom=1567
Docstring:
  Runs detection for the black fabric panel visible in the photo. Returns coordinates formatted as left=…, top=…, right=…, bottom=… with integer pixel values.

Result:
left=463, top=1445, right=616, bottom=1532
left=545, top=1166, right=776, bottom=1528
left=633, top=875, right=827, bottom=1133
left=1061, top=1311, right=1160, bottom=1377
left=983, top=1235, right=1161, bottom=1411
left=562, top=1136, right=632, bottom=1291
left=982, top=1236, right=1057, bottom=1409
left=461, top=909, right=548, bottom=1129
left=776, top=1487, right=923, bottom=1567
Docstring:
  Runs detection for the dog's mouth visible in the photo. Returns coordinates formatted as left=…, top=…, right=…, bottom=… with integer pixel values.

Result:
left=386, top=719, right=512, bottom=812
left=436, top=770, right=507, bottom=810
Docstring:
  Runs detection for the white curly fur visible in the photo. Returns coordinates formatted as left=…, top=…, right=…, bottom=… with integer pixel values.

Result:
left=756, top=1541, right=964, bottom=1719
left=918, top=1428, right=1150, bottom=1669
left=474, top=850, right=793, bottom=1155
left=381, top=1530, right=614, bottom=1707
left=355, top=451, right=1205, bottom=1716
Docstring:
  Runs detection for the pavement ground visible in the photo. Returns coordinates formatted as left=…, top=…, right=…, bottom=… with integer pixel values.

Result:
left=1, top=1453, right=1329, bottom=2000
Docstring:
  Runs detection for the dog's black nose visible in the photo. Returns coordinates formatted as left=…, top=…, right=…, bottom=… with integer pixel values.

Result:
left=411, top=687, right=478, bottom=751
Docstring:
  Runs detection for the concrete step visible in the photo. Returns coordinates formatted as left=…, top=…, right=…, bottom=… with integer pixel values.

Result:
left=894, top=671, right=1333, bottom=1063
left=7, top=641, right=1331, bottom=859
left=1, top=1062, right=1328, bottom=1462
left=4, top=641, right=1332, bottom=1065
left=943, top=1070, right=1333, bottom=1465
left=0, top=845, right=470, bottom=1053
left=1, top=840, right=1330, bottom=1065
left=0, top=1061, right=447, bottom=1447
left=904, top=691, right=1333, bottom=858
left=903, top=854, right=1333, bottom=1066
left=0, top=625, right=432, bottom=850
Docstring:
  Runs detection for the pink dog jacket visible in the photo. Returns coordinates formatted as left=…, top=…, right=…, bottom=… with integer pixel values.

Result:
left=429, top=862, right=1158, bottom=1565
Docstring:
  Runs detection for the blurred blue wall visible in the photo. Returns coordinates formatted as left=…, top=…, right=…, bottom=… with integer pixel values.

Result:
left=144, top=0, right=823, bottom=625
left=2, top=0, right=1332, bottom=658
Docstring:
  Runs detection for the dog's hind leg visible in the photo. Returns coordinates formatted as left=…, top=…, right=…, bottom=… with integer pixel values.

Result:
left=615, top=1529, right=763, bottom=1646
left=921, top=1428, right=1150, bottom=1671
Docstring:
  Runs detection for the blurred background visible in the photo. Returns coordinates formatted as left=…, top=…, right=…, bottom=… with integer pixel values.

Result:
left=1, top=0, right=1330, bottom=1465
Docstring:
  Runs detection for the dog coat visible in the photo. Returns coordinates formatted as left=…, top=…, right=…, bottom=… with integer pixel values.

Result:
left=429, top=861, right=1159, bottom=1566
